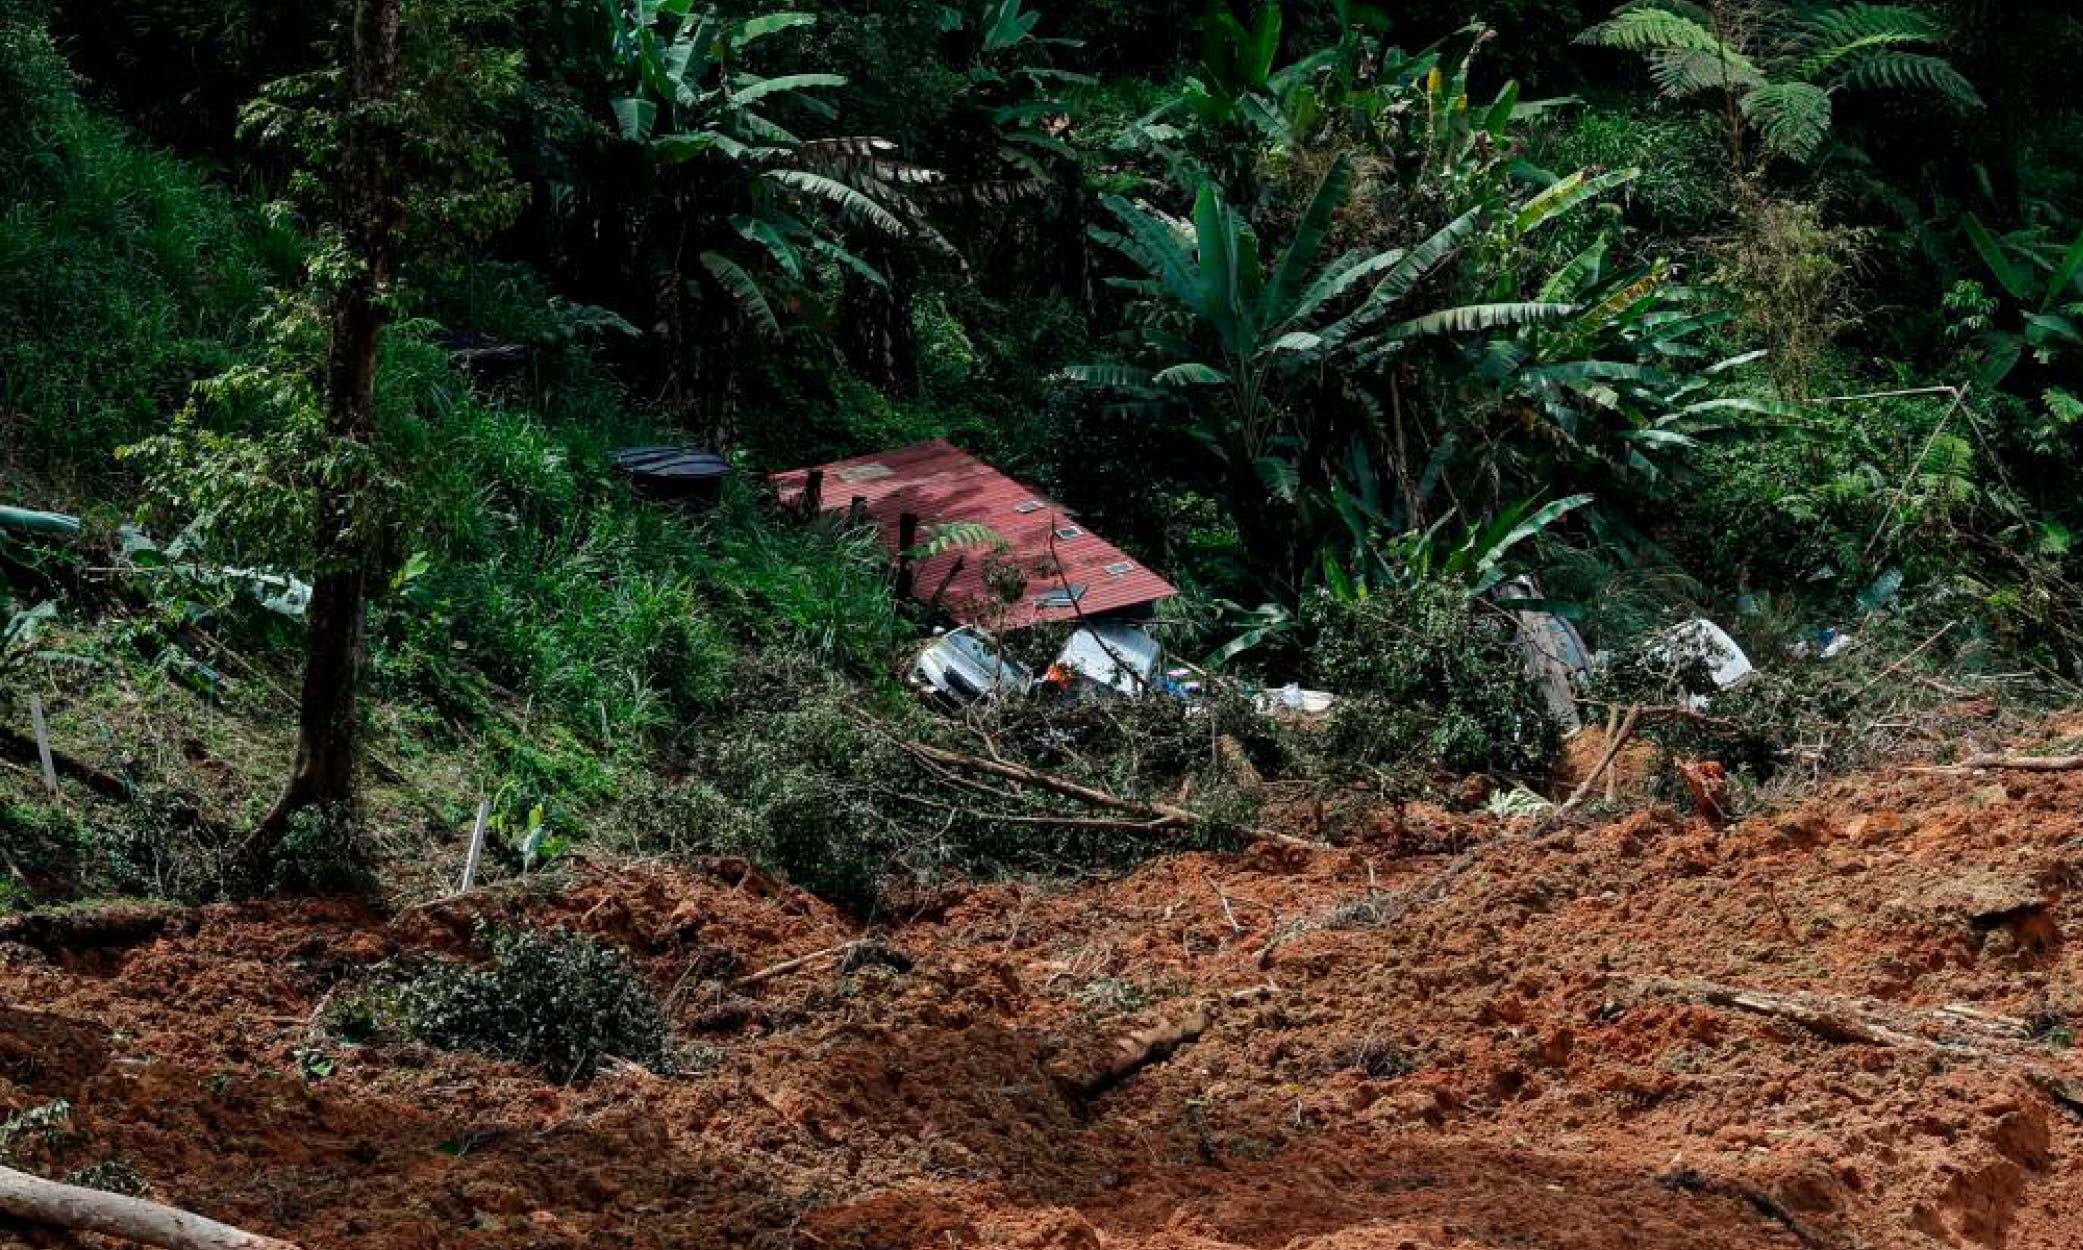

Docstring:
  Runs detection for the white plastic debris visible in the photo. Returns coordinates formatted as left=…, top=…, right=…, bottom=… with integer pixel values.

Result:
left=1254, top=683, right=1336, bottom=716
left=1646, top=618, right=1756, bottom=705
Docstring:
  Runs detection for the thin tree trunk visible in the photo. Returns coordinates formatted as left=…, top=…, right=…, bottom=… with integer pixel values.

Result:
left=259, top=0, right=402, bottom=848
left=0, top=1164, right=302, bottom=1250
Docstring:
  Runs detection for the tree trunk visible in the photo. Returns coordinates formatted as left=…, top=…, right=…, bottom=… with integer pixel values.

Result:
left=0, top=1164, right=302, bottom=1250
left=838, top=240, right=918, bottom=396
left=258, top=0, right=402, bottom=849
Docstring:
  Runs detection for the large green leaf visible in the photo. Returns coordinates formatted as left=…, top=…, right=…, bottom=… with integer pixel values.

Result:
left=1098, top=196, right=1203, bottom=314
left=732, top=12, right=817, bottom=47
left=726, top=73, right=846, bottom=108
left=1514, top=166, right=1638, bottom=237
left=1382, top=301, right=1575, bottom=340
left=1264, top=155, right=1353, bottom=328
left=1324, top=204, right=1491, bottom=341
left=611, top=96, right=658, bottom=141
left=699, top=252, right=780, bottom=338
left=1963, top=214, right=2033, bottom=303
left=765, top=170, right=909, bottom=236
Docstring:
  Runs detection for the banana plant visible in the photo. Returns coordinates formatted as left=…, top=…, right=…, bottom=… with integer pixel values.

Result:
left=602, top=2, right=937, bottom=339
left=1068, top=156, right=1569, bottom=472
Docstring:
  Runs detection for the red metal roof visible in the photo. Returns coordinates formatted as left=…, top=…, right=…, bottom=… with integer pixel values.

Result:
left=771, top=440, right=1177, bottom=630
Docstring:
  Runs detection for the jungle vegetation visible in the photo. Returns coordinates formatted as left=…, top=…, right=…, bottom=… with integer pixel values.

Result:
left=6, top=0, right=2083, bottom=907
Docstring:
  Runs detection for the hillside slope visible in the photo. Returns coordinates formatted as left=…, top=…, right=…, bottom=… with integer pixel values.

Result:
left=5, top=721, right=2082, bottom=1250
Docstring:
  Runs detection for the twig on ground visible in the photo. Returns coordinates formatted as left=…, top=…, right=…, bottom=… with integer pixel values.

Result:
left=732, top=940, right=866, bottom=990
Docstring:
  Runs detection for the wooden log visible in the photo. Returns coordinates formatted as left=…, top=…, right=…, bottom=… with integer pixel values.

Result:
left=1063, top=987, right=1273, bottom=1099
left=0, top=1164, right=301, bottom=1250
left=731, top=940, right=864, bottom=990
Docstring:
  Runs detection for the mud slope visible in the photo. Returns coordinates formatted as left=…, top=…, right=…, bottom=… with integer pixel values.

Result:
left=4, top=748, right=2081, bottom=1249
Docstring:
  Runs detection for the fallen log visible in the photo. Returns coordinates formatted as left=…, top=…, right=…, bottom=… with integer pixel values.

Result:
left=1640, top=978, right=2083, bottom=1120
left=0, top=1164, right=301, bottom=1250
left=732, top=940, right=865, bottom=990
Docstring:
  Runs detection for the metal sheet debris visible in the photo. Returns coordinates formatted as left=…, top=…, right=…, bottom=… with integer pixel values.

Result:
left=1646, top=618, right=1756, bottom=704
left=909, top=628, right=1033, bottom=703
left=1047, top=624, right=1163, bottom=698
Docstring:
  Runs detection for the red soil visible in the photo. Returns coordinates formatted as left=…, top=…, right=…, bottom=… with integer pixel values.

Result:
left=4, top=745, right=2082, bottom=1249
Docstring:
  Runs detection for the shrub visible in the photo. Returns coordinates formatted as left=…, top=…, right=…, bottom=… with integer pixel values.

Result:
left=1303, top=583, right=1561, bottom=779
left=395, top=927, right=670, bottom=1080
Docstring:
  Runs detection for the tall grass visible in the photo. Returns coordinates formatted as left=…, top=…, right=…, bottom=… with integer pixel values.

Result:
left=0, top=7, right=294, bottom=478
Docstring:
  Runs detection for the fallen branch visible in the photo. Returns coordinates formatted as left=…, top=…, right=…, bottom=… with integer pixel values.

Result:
left=0, top=1164, right=301, bottom=1250
left=899, top=740, right=1325, bottom=851
left=1551, top=703, right=1644, bottom=824
left=1659, top=1168, right=1827, bottom=1250
left=1924, top=753, right=2083, bottom=774
left=1640, top=978, right=2083, bottom=1119
left=732, top=940, right=865, bottom=990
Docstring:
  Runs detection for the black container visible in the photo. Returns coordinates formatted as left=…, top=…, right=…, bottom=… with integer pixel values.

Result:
left=610, top=446, right=731, bottom=510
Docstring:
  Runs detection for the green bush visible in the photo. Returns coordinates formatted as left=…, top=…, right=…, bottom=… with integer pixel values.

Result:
left=1304, top=583, right=1561, bottom=779
left=395, top=927, right=670, bottom=1080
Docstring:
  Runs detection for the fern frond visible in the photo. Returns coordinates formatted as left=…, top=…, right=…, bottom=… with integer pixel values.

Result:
left=1578, top=6, right=1728, bottom=55
left=1647, top=47, right=1764, bottom=96
left=1742, top=81, right=1834, bottom=161
left=1834, top=50, right=1982, bottom=110
left=1791, top=4, right=1946, bottom=80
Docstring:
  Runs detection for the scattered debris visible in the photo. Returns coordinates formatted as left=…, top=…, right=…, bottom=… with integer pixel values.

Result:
left=909, top=627, right=1032, bottom=702
left=1500, top=576, right=1594, bottom=732
left=1252, top=683, right=1337, bottom=718
left=1643, top=618, right=1755, bottom=703
left=1046, top=623, right=1164, bottom=699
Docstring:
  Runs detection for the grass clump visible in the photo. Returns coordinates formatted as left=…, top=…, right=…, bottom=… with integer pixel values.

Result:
left=392, top=927, right=670, bottom=1081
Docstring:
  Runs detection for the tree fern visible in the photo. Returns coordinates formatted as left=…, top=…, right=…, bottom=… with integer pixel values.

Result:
left=1581, top=0, right=1978, bottom=163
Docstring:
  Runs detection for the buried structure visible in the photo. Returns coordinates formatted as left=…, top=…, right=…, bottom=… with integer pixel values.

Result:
left=775, top=440, right=1183, bottom=702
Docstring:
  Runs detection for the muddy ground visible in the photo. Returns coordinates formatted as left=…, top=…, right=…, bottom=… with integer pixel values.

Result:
left=4, top=734, right=2082, bottom=1249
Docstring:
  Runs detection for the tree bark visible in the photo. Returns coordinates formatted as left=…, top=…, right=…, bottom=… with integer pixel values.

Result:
left=0, top=1164, right=301, bottom=1250
left=259, top=0, right=403, bottom=848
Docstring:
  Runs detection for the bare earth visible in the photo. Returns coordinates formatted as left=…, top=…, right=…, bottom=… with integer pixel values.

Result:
left=4, top=738, right=2082, bottom=1249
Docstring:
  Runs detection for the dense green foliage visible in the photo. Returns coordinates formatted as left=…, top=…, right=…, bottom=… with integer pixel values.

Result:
left=387, top=926, right=672, bottom=1078
left=8, top=0, right=2083, bottom=909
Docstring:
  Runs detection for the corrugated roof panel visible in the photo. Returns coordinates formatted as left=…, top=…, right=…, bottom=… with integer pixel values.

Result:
left=772, top=439, right=1177, bottom=629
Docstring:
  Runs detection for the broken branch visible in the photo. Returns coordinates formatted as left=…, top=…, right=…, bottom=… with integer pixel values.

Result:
left=732, top=940, right=865, bottom=990
left=1063, top=987, right=1274, bottom=1099
left=1930, top=753, right=2083, bottom=774
left=0, top=1164, right=301, bottom=1250
left=899, top=740, right=1325, bottom=850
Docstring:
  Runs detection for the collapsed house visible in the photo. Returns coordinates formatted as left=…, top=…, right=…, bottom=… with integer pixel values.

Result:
left=774, top=440, right=1188, bottom=701
left=772, top=439, right=1176, bottom=630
